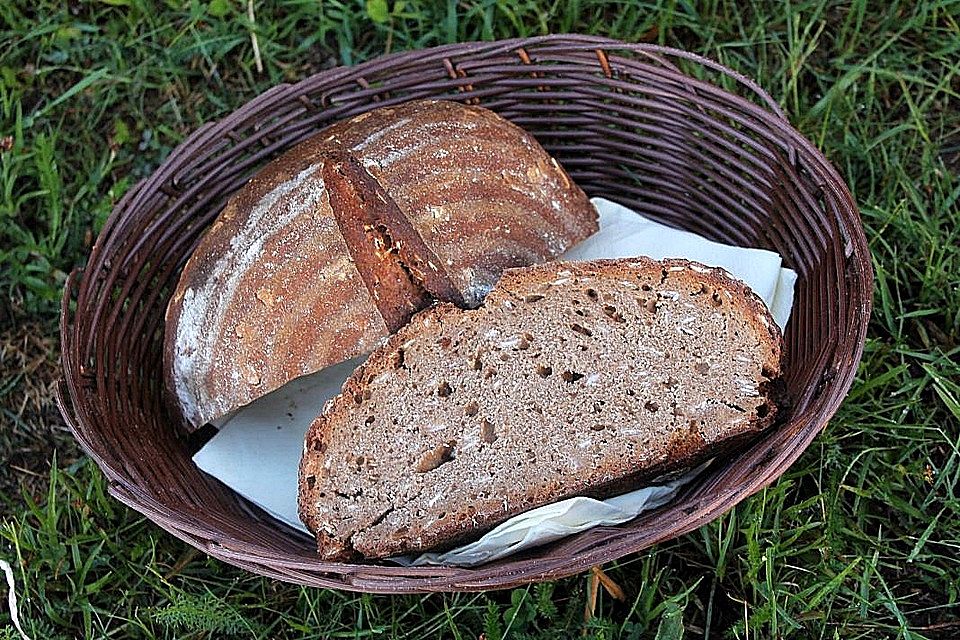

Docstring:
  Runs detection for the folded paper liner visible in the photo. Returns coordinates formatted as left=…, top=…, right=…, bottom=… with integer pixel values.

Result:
left=194, top=197, right=797, bottom=567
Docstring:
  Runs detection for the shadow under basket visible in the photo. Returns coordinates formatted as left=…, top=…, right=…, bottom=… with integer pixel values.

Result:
left=58, top=35, right=872, bottom=593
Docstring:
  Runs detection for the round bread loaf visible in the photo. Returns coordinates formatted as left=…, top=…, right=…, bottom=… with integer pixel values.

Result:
left=164, top=100, right=598, bottom=429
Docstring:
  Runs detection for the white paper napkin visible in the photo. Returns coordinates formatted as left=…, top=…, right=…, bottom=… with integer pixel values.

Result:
left=193, top=197, right=797, bottom=564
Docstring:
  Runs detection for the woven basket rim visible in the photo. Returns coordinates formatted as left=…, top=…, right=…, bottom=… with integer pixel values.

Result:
left=58, top=34, right=873, bottom=593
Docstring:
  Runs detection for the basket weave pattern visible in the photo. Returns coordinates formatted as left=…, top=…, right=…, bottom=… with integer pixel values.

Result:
left=58, top=35, right=872, bottom=592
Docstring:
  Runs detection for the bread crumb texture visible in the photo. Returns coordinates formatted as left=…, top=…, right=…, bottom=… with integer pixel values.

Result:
left=299, top=257, right=783, bottom=560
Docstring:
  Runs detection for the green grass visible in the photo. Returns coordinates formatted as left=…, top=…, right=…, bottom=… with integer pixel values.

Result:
left=1, top=0, right=959, bottom=637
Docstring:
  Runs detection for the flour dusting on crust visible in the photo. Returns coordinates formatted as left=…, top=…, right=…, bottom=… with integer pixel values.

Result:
left=173, top=163, right=327, bottom=425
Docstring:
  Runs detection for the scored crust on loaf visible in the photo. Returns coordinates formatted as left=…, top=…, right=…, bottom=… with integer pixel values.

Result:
left=298, top=258, right=784, bottom=561
left=165, top=99, right=598, bottom=428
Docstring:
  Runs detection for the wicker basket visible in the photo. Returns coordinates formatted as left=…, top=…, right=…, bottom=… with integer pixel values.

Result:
left=57, top=35, right=872, bottom=593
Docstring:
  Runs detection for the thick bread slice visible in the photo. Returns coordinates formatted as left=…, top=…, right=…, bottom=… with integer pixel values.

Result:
left=298, top=258, right=783, bottom=561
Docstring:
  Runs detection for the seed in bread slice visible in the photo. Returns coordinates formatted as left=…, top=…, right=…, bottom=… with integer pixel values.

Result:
left=298, top=258, right=783, bottom=560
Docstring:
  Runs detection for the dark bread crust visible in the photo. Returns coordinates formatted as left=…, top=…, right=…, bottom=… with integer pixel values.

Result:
left=165, top=100, right=597, bottom=428
left=299, top=257, right=784, bottom=560
left=322, top=155, right=435, bottom=331
left=325, top=152, right=466, bottom=316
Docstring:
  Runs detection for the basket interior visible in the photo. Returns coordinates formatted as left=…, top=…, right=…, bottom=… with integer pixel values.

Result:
left=59, top=36, right=871, bottom=592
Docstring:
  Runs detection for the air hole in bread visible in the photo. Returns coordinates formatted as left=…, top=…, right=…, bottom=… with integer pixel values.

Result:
left=757, top=403, right=770, bottom=418
left=711, top=292, right=723, bottom=307
left=523, top=293, right=545, bottom=303
left=561, top=370, right=585, bottom=383
left=570, top=323, right=593, bottom=337
left=721, top=401, right=747, bottom=413
left=761, top=365, right=776, bottom=379
left=590, top=423, right=606, bottom=431
left=644, top=298, right=658, bottom=313
left=536, top=364, right=552, bottom=378
left=464, top=401, right=479, bottom=416
left=641, top=283, right=652, bottom=292
left=644, top=401, right=659, bottom=413
left=602, top=305, right=625, bottom=322
left=437, top=381, right=453, bottom=397
left=306, top=475, right=316, bottom=488
left=364, top=415, right=375, bottom=425
left=695, top=361, right=710, bottom=374
left=483, top=366, right=496, bottom=379
left=393, top=348, right=407, bottom=370
left=438, top=336, right=452, bottom=348
left=586, top=288, right=598, bottom=300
